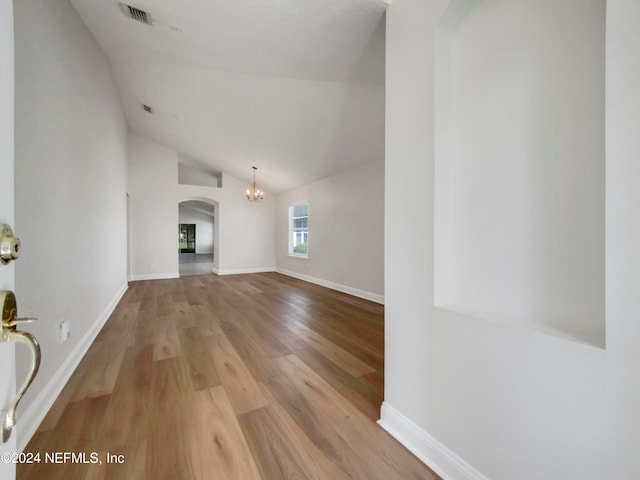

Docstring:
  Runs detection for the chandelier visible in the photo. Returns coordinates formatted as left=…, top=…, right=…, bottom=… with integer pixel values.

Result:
left=246, top=166, right=264, bottom=202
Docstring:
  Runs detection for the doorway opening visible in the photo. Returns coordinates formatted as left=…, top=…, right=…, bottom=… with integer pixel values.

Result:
left=178, top=199, right=217, bottom=276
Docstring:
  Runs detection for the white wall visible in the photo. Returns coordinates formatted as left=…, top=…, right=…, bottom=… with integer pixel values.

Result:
left=128, top=134, right=180, bottom=279
left=128, top=133, right=276, bottom=279
left=434, top=0, right=605, bottom=347
left=382, top=0, right=640, bottom=479
left=14, top=0, right=128, bottom=450
left=276, top=159, right=384, bottom=302
left=178, top=206, right=214, bottom=254
left=604, top=1, right=640, bottom=475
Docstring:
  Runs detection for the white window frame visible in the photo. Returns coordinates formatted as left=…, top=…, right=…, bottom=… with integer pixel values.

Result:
left=288, top=201, right=309, bottom=258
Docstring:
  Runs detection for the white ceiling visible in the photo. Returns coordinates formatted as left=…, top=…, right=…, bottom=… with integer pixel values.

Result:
left=68, top=0, right=387, bottom=193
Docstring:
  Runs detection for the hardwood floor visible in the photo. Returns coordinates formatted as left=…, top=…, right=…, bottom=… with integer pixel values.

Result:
left=18, top=273, right=439, bottom=480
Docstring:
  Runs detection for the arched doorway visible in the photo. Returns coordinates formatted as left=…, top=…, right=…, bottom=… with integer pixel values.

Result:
left=178, top=198, right=219, bottom=276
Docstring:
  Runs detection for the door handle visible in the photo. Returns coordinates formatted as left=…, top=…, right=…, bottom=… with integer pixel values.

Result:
left=0, top=290, right=41, bottom=443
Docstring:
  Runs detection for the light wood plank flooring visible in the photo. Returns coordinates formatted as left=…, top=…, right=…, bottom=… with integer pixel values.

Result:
left=19, top=273, right=439, bottom=480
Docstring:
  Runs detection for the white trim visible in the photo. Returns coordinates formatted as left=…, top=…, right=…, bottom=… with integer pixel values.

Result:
left=378, top=402, right=491, bottom=480
left=276, top=268, right=384, bottom=304
left=129, top=272, right=179, bottom=281
left=213, top=267, right=276, bottom=276
left=18, top=282, right=129, bottom=453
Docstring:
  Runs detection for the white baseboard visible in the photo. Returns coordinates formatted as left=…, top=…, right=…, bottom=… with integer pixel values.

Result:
left=213, top=267, right=276, bottom=275
left=17, top=282, right=129, bottom=452
left=129, top=272, right=179, bottom=281
left=276, top=268, right=384, bottom=304
left=378, top=402, right=490, bottom=480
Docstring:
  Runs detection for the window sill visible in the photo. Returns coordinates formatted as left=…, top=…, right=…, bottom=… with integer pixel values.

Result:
left=287, top=253, right=308, bottom=259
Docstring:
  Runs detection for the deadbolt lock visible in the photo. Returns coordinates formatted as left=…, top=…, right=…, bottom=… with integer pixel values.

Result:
left=0, top=224, right=21, bottom=264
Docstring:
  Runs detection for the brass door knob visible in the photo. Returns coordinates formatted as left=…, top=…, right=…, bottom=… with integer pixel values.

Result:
left=0, top=290, right=40, bottom=443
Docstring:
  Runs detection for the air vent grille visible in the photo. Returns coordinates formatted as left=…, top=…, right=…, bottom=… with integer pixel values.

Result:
left=142, top=104, right=153, bottom=114
left=120, top=3, right=152, bottom=25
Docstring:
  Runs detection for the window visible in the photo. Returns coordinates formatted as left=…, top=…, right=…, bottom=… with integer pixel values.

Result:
left=288, top=202, right=309, bottom=256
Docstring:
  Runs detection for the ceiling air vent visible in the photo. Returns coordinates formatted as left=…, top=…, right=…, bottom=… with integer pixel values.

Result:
left=142, top=104, right=153, bottom=114
left=120, top=3, right=152, bottom=25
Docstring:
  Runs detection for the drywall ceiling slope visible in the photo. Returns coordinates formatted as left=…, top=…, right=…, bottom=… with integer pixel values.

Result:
left=68, top=0, right=387, bottom=193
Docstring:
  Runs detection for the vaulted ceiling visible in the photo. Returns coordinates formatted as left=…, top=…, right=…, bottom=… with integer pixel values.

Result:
left=68, top=0, right=387, bottom=193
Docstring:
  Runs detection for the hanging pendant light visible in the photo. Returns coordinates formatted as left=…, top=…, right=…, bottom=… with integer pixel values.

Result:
left=246, top=166, right=264, bottom=202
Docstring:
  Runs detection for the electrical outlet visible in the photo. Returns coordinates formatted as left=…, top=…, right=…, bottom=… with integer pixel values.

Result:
left=59, top=319, right=70, bottom=343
